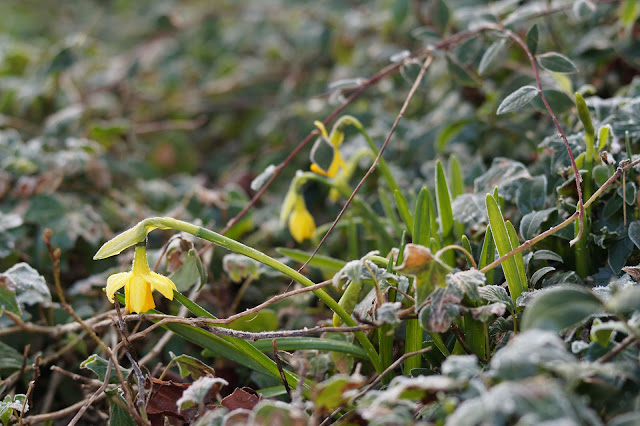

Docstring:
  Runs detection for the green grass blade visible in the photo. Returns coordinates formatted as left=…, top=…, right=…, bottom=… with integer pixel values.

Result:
left=413, top=186, right=431, bottom=246
left=449, top=155, right=466, bottom=239
left=435, top=160, right=455, bottom=266
left=485, top=194, right=524, bottom=304
left=172, top=291, right=300, bottom=387
left=394, top=189, right=414, bottom=236
left=479, top=225, right=496, bottom=285
left=506, top=220, right=527, bottom=292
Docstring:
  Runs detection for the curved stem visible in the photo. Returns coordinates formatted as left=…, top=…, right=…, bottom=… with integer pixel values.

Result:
left=148, top=217, right=382, bottom=373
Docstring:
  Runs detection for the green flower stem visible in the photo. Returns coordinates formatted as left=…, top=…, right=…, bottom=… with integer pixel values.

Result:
left=151, top=217, right=383, bottom=373
left=574, top=93, right=595, bottom=278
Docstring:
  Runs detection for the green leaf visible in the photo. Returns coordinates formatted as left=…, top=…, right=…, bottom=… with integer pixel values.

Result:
left=276, top=248, right=345, bottom=274
left=530, top=250, right=563, bottom=263
left=506, top=220, right=527, bottom=292
left=314, top=374, right=366, bottom=413
left=516, top=175, right=547, bottom=214
left=0, top=394, right=27, bottom=425
left=229, top=310, right=278, bottom=332
left=526, top=24, right=539, bottom=55
left=432, top=0, right=450, bottom=33
left=520, top=207, right=556, bottom=240
left=105, top=389, right=137, bottom=426
left=0, top=286, right=20, bottom=316
left=629, top=221, right=640, bottom=249
left=593, top=164, right=614, bottom=187
left=478, top=285, right=514, bottom=312
left=536, top=52, right=578, bottom=73
left=169, top=248, right=207, bottom=292
left=446, top=56, right=479, bottom=87
left=521, top=285, right=603, bottom=331
left=1, top=263, right=51, bottom=307
left=0, top=341, right=23, bottom=371
left=169, top=353, right=216, bottom=379
left=531, top=89, right=575, bottom=114
left=530, top=266, right=555, bottom=287
left=251, top=337, right=368, bottom=359
left=620, top=0, right=640, bottom=29
left=605, top=283, right=640, bottom=314
left=24, top=194, right=65, bottom=224
left=486, top=194, right=524, bottom=304
left=80, top=354, right=131, bottom=384
left=617, top=182, right=636, bottom=205
left=497, top=85, right=539, bottom=115
left=479, top=38, right=507, bottom=75
left=413, top=186, right=431, bottom=246
left=479, top=225, right=495, bottom=285
left=436, top=160, right=455, bottom=266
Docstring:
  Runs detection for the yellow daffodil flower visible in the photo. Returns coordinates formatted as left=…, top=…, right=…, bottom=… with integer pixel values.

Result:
left=310, top=121, right=347, bottom=178
left=288, top=197, right=316, bottom=243
left=105, top=244, right=177, bottom=313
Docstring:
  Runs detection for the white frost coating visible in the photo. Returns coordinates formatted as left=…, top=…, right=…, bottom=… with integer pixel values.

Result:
left=250, top=164, right=276, bottom=191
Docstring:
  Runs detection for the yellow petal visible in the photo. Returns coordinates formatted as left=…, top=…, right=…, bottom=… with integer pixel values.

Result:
left=148, top=272, right=177, bottom=300
left=105, top=272, right=131, bottom=302
left=313, top=121, right=329, bottom=139
left=128, top=276, right=155, bottom=313
left=288, top=202, right=316, bottom=243
left=310, top=162, right=330, bottom=177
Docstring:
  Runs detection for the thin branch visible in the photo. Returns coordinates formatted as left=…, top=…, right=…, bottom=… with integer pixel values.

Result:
left=485, top=23, right=584, bottom=245
left=272, top=339, right=292, bottom=400
left=67, top=357, right=112, bottom=426
left=18, top=354, right=39, bottom=426
left=480, top=157, right=640, bottom=273
left=596, top=335, right=637, bottom=363
left=41, top=230, right=144, bottom=425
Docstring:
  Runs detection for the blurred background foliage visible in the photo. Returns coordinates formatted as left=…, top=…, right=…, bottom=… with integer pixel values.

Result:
left=1, top=0, right=640, bottom=423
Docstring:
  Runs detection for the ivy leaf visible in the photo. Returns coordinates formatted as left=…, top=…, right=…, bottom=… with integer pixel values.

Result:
left=526, top=24, right=539, bottom=55
left=521, top=285, right=603, bottom=331
left=479, top=38, right=507, bottom=75
left=536, top=52, right=578, bottom=73
left=497, top=86, right=539, bottom=115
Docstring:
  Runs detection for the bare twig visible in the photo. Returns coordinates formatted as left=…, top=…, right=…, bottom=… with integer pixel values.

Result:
left=485, top=23, right=584, bottom=245
left=67, top=357, right=112, bottom=426
left=113, top=303, right=148, bottom=423
left=40, top=230, right=145, bottom=425
left=481, top=158, right=640, bottom=273
left=596, top=335, right=637, bottom=363
left=272, top=339, right=292, bottom=400
left=18, top=354, right=40, bottom=426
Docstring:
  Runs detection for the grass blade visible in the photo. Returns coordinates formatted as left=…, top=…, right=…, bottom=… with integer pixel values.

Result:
left=485, top=194, right=524, bottom=304
left=436, top=160, right=455, bottom=266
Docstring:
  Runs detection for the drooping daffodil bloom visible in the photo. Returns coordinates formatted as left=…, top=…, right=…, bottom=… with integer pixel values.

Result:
left=310, top=121, right=347, bottom=178
left=288, top=197, right=316, bottom=243
left=106, top=244, right=177, bottom=313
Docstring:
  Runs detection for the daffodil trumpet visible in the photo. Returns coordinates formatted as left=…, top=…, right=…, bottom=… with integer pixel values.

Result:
left=288, top=197, right=316, bottom=243
left=105, top=243, right=177, bottom=313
